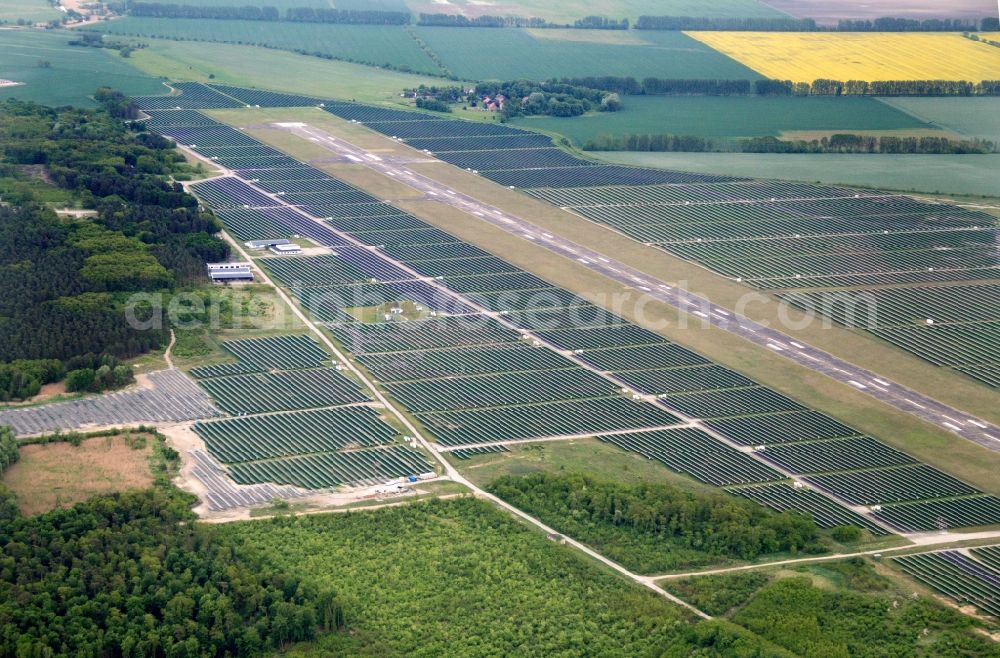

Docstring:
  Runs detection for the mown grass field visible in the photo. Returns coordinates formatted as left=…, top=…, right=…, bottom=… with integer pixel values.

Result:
left=0, top=0, right=61, bottom=23
left=512, top=95, right=928, bottom=142
left=881, top=97, right=1000, bottom=141
left=453, top=437, right=723, bottom=496
left=0, top=29, right=164, bottom=106
left=688, top=31, right=1000, bottom=82
left=595, top=151, right=1000, bottom=198
left=83, top=18, right=444, bottom=75
left=127, top=38, right=445, bottom=104
left=414, top=26, right=761, bottom=80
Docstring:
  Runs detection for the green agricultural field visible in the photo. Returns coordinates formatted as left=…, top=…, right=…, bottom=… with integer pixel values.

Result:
left=218, top=498, right=780, bottom=656
left=880, top=97, right=1000, bottom=142
left=513, top=96, right=928, bottom=143
left=595, top=151, right=1000, bottom=198
left=0, top=0, right=61, bottom=23
left=83, top=18, right=444, bottom=75
left=127, top=39, right=447, bottom=104
left=0, top=29, right=164, bottom=106
left=413, top=27, right=760, bottom=80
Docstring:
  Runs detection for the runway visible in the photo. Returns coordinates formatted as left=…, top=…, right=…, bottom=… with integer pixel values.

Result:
left=274, top=122, right=1000, bottom=453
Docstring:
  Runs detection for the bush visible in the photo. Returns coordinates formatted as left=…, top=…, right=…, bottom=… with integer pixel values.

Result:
left=64, top=368, right=96, bottom=392
left=599, top=93, right=622, bottom=112
left=831, top=525, right=863, bottom=543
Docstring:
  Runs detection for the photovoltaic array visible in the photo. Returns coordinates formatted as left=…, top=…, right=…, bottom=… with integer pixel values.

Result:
left=188, top=334, right=433, bottom=491
left=141, top=85, right=1000, bottom=533
left=893, top=546, right=1000, bottom=618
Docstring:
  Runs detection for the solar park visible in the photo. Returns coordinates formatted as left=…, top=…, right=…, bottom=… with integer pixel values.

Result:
left=525, top=175, right=1000, bottom=389
left=893, top=546, right=1000, bottom=618
left=781, top=285, right=1000, bottom=389
left=133, top=84, right=1000, bottom=537
left=188, top=333, right=433, bottom=493
left=144, top=83, right=1000, bottom=391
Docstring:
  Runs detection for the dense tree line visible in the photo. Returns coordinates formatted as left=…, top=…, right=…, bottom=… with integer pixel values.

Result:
left=102, top=28, right=452, bottom=78
left=76, top=3, right=1000, bottom=33
left=130, top=2, right=280, bottom=20
left=0, top=426, right=17, bottom=472
left=554, top=76, right=1000, bottom=97
left=129, top=3, right=409, bottom=24
left=585, top=133, right=997, bottom=154
left=635, top=15, right=818, bottom=31
left=796, top=78, right=1000, bottom=96
left=635, top=15, right=995, bottom=31
left=488, top=473, right=827, bottom=573
left=416, top=13, right=547, bottom=28
left=0, top=426, right=16, bottom=526
left=284, top=7, right=410, bottom=25
left=556, top=76, right=757, bottom=96
left=838, top=17, right=979, bottom=31
left=0, top=98, right=227, bottom=397
left=967, top=32, right=1000, bottom=49
left=0, top=488, right=343, bottom=657
left=415, top=12, right=629, bottom=29
left=573, top=15, right=628, bottom=30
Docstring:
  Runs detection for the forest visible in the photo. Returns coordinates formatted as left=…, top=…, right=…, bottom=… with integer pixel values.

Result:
left=0, top=97, right=227, bottom=399
left=0, top=488, right=342, bottom=657
left=487, top=472, right=826, bottom=573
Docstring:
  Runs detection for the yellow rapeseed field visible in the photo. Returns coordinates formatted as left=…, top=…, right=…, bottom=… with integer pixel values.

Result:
left=687, top=32, right=1000, bottom=82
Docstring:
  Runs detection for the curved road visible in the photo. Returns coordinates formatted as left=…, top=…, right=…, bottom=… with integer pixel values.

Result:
left=278, top=122, right=1000, bottom=453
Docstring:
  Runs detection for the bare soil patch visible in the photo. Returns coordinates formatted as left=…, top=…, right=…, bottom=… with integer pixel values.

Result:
left=3, top=434, right=156, bottom=515
left=2, top=381, right=69, bottom=408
